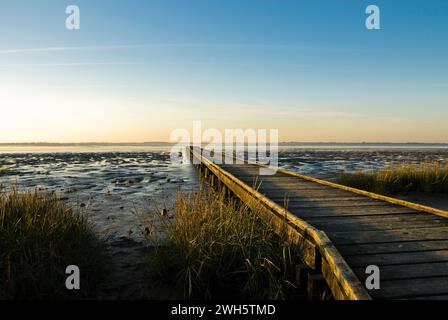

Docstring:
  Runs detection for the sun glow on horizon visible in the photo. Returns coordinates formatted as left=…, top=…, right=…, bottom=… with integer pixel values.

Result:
left=2, top=81, right=447, bottom=144
left=1, top=1, right=448, bottom=144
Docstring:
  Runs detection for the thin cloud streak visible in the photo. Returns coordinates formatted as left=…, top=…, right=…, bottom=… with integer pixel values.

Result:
left=0, top=61, right=312, bottom=69
left=0, top=43, right=369, bottom=54
left=0, top=62, right=150, bottom=67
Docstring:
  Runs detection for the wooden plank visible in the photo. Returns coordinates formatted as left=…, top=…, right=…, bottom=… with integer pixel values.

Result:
left=241, top=180, right=330, bottom=190
left=290, top=205, right=417, bottom=214
left=277, top=199, right=389, bottom=209
left=288, top=206, right=419, bottom=218
left=306, top=213, right=439, bottom=224
left=369, top=277, right=448, bottom=299
left=243, top=176, right=320, bottom=181
left=312, top=220, right=448, bottom=232
left=221, top=167, right=285, bottom=174
left=306, top=215, right=448, bottom=232
left=352, top=262, right=448, bottom=281
left=259, top=187, right=336, bottom=192
left=345, top=250, right=448, bottom=267
left=338, top=240, right=448, bottom=256
left=220, top=164, right=259, bottom=168
left=256, top=188, right=363, bottom=198
left=235, top=176, right=322, bottom=184
left=407, top=295, right=448, bottom=300
left=300, top=212, right=422, bottom=220
left=259, top=194, right=364, bottom=203
left=329, top=227, right=448, bottom=245
left=220, top=166, right=276, bottom=172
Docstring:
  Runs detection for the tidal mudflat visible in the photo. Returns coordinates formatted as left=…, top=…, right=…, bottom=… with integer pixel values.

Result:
left=278, top=147, right=448, bottom=180
left=0, top=150, right=198, bottom=299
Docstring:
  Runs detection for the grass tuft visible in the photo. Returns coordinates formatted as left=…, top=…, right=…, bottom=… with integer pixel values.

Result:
left=144, top=187, right=301, bottom=300
left=337, top=163, right=448, bottom=195
left=0, top=188, right=107, bottom=299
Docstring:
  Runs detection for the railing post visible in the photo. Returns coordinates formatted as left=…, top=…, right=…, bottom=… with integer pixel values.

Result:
left=296, top=264, right=310, bottom=294
left=306, top=249, right=329, bottom=300
left=307, top=273, right=326, bottom=300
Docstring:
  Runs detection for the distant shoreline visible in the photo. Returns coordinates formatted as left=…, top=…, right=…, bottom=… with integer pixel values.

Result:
left=1, top=142, right=448, bottom=147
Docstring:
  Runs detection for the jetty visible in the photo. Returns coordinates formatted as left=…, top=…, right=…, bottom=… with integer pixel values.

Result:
left=189, top=146, right=448, bottom=300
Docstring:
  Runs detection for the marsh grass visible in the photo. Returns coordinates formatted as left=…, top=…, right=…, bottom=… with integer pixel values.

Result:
left=144, top=187, right=301, bottom=300
left=337, top=163, right=448, bottom=195
left=0, top=188, right=107, bottom=299
left=0, top=167, right=9, bottom=174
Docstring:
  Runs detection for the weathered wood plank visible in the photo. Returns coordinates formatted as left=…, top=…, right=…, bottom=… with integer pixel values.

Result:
left=288, top=206, right=419, bottom=218
left=352, top=262, right=448, bottom=281
left=339, top=240, right=448, bottom=256
left=306, top=213, right=440, bottom=224
left=261, top=195, right=365, bottom=203
left=279, top=199, right=390, bottom=208
left=312, top=221, right=448, bottom=232
left=234, top=176, right=323, bottom=183
left=406, top=295, right=448, bottom=300
left=329, top=227, right=448, bottom=245
left=369, top=277, right=448, bottom=299
left=241, top=181, right=330, bottom=190
left=306, top=215, right=448, bottom=232
left=345, top=250, right=448, bottom=267
left=256, top=189, right=364, bottom=198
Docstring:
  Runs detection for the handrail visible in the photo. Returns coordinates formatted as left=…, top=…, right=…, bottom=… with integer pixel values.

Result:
left=189, top=146, right=371, bottom=300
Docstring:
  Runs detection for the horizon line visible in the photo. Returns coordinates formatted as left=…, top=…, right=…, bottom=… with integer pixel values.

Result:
left=1, top=142, right=448, bottom=145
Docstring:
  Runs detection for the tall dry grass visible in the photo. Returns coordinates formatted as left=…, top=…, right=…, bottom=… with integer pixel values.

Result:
left=337, top=163, right=448, bottom=195
left=0, top=188, right=107, bottom=299
left=144, top=187, right=301, bottom=300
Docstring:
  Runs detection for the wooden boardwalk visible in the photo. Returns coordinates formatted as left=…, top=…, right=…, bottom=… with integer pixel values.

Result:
left=189, top=147, right=448, bottom=300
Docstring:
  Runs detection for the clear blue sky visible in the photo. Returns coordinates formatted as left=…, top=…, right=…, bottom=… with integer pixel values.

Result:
left=1, top=0, right=447, bottom=142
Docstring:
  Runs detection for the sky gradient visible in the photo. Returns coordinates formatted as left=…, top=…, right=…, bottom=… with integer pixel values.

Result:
left=1, top=0, right=447, bottom=143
